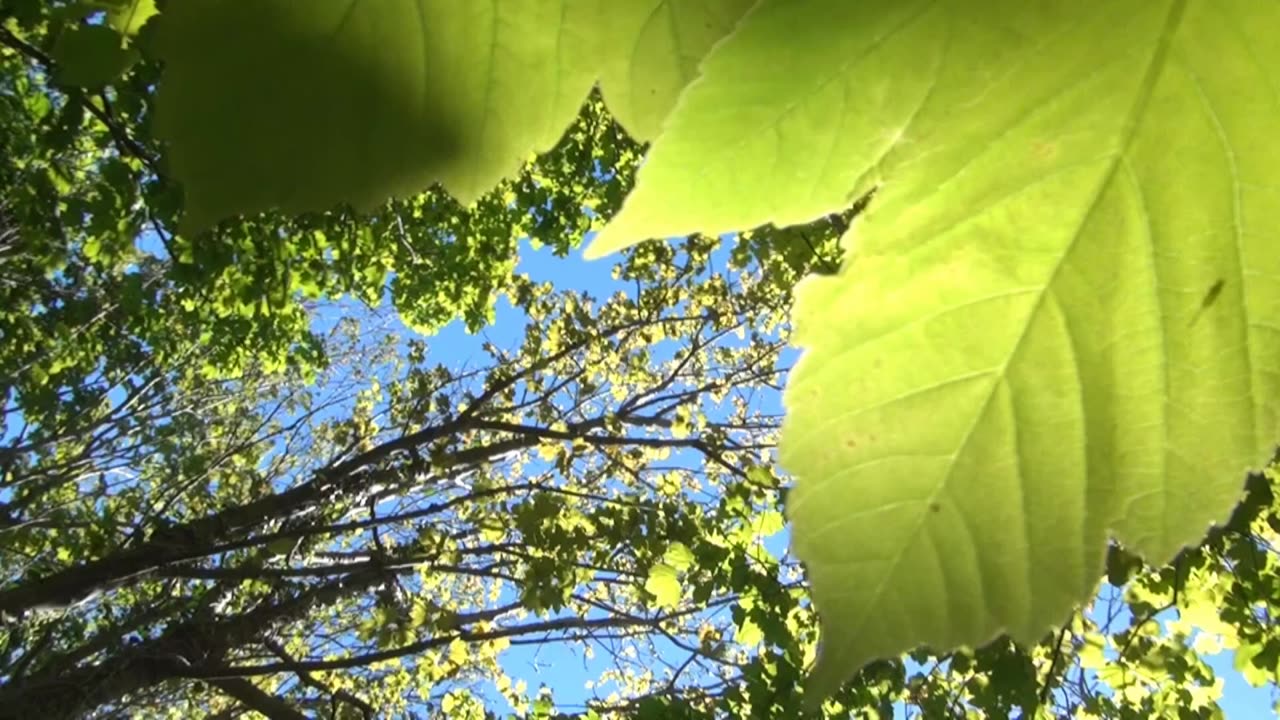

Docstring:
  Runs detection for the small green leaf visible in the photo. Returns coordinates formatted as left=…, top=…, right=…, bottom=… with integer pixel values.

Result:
left=1236, top=641, right=1280, bottom=687
left=644, top=563, right=681, bottom=608
left=736, top=617, right=763, bottom=647
left=752, top=510, right=784, bottom=538
left=104, top=0, right=158, bottom=36
left=263, top=537, right=296, bottom=558
left=532, top=693, right=554, bottom=718
left=81, top=237, right=101, bottom=261
left=52, top=25, right=137, bottom=89
left=1105, top=545, right=1143, bottom=588
left=1078, top=634, right=1109, bottom=670
left=663, top=542, right=695, bottom=572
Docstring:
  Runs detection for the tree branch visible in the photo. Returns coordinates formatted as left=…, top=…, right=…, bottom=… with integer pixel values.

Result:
left=261, top=639, right=375, bottom=720
left=189, top=612, right=677, bottom=679
left=207, top=678, right=308, bottom=720
left=0, top=26, right=161, bottom=178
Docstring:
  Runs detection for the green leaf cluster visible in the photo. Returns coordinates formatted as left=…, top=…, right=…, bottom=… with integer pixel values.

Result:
left=139, top=2, right=1280, bottom=696
left=2, top=0, right=1279, bottom=714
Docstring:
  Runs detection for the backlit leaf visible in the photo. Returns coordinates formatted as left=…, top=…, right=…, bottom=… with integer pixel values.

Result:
left=578, top=0, right=1280, bottom=699
left=663, top=542, right=694, bottom=572
left=105, top=0, right=158, bottom=36
left=596, top=0, right=752, bottom=141
left=588, top=0, right=945, bottom=256
left=645, top=562, right=681, bottom=608
left=153, top=0, right=598, bottom=231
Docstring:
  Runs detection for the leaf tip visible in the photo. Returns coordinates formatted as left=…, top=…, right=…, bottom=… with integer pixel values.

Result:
left=176, top=204, right=216, bottom=239
left=802, top=659, right=851, bottom=711
left=803, top=628, right=881, bottom=709
left=582, top=227, right=630, bottom=260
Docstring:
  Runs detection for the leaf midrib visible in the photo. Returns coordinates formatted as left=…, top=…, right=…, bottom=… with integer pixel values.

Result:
left=828, top=0, right=1191, bottom=668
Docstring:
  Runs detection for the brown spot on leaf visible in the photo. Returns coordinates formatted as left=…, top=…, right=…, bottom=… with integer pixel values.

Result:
left=1031, top=139, right=1058, bottom=162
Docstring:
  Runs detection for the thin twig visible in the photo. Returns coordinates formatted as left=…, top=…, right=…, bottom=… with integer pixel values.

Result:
left=1038, top=624, right=1072, bottom=706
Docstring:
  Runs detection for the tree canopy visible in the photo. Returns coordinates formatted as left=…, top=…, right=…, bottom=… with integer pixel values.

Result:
left=1, top=2, right=1279, bottom=718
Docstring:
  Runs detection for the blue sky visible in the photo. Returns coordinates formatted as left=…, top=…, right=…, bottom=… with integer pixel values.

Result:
left=421, top=237, right=786, bottom=713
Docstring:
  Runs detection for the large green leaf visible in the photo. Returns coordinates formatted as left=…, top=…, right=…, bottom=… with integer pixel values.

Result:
left=595, top=0, right=753, bottom=141
left=153, top=0, right=598, bottom=231
left=711, top=0, right=1278, bottom=699
left=150, top=1, right=754, bottom=231
left=584, top=0, right=1280, bottom=698
left=586, top=0, right=954, bottom=257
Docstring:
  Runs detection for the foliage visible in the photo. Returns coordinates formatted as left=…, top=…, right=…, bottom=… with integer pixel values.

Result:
left=2, top=1, right=1280, bottom=716
left=0, top=0, right=641, bottom=395
left=0, top=227, right=833, bottom=718
left=127, top=1, right=1280, bottom=694
left=6, top=185, right=1276, bottom=716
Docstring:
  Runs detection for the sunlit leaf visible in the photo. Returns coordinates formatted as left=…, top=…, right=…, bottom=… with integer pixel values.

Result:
left=104, top=0, right=158, bottom=36
left=736, top=618, right=763, bottom=648
left=771, top=0, right=1280, bottom=698
left=596, top=0, right=752, bottom=141
left=588, top=0, right=945, bottom=256
left=645, top=562, right=682, bottom=608
left=663, top=542, right=695, bottom=572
